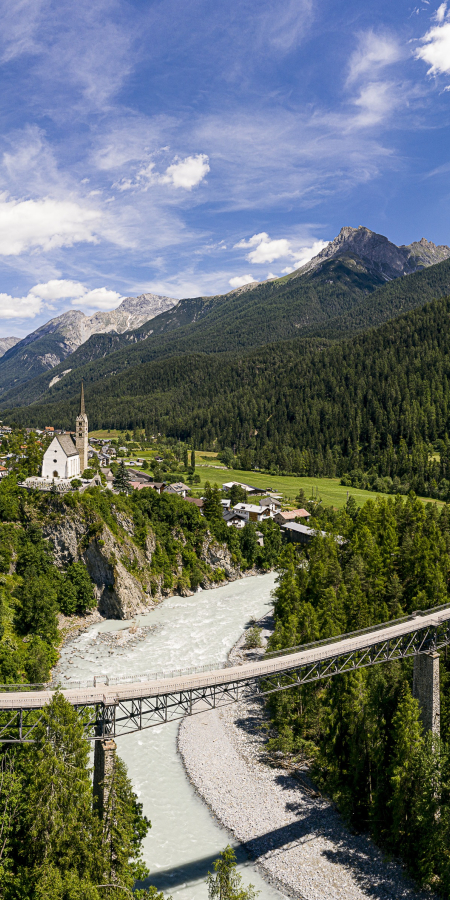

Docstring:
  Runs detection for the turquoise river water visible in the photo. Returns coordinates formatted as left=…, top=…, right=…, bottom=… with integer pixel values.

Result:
left=55, top=572, right=287, bottom=900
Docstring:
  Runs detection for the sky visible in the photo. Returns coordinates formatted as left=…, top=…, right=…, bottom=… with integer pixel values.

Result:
left=0, top=0, right=449, bottom=336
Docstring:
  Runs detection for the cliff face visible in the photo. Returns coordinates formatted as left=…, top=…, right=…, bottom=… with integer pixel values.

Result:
left=43, top=510, right=241, bottom=619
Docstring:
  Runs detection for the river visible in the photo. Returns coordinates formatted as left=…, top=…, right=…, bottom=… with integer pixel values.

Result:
left=54, top=572, right=287, bottom=900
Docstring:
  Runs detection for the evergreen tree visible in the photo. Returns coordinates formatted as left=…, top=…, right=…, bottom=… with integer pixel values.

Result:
left=207, top=846, right=258, bottom=900
left=203, top=482, right=222, bottom=521
left=113, top=460, right=131, bottom=493
left=190, top=448, right=195, bottom=471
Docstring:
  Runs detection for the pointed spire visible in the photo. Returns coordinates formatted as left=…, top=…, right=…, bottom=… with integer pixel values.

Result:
left=80, top=380, right=85, bottom=416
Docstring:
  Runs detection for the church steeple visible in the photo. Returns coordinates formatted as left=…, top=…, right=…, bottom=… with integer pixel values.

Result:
left=79, top=380, right=85, bottom=416
left=76, top=381, right=88, bottom=473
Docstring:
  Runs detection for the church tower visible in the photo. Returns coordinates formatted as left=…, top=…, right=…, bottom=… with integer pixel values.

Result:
left=76, top=381, right=89, bottom=473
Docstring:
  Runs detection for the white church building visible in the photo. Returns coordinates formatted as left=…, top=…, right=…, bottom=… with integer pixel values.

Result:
left=41, top=383, right=89, bottom=481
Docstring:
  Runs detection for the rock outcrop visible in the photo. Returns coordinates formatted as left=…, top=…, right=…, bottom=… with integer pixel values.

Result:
left=43, top=513, right=244, bottom=619
left=43, top=514, right=154, bottom=618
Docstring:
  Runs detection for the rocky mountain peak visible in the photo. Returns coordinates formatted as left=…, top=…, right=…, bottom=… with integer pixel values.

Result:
left=293, top=226, right=450, bottom=282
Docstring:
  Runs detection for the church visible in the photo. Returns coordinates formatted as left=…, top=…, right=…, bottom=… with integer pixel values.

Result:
left=41, top=383, right=89, bottom=480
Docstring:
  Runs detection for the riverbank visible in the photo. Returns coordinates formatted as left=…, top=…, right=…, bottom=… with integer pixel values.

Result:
left=178, top=621, right=433, bottom=900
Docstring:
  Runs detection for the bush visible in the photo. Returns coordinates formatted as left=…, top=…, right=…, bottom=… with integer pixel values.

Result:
left=244, top=625, right=263, bottom=649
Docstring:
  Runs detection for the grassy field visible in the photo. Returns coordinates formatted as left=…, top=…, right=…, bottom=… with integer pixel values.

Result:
left=88, top=438, right=441, bottom=509
left=194, top=465, right=443, bottom=509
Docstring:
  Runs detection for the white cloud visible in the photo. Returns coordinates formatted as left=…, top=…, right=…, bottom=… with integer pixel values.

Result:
left=229, top=274, right=256, bottom=288
left=0, top=291, right=43, bottom=320
left=235, top=232, right=330, bottom=272
left=73, top=287, right=122, bottom=310
left=347, top=32, right=403, bottom=84
left=0, top=194, right=100, bottom=255
left=416, top=21, right=450, bottom=75
left=235, top=232, right=292, bottom=263
left=352, top=81, right=394, bottom=128
left=281, top=240, right=329, bottom=273
left=160, top=154, right=210, bottom=190
left=435, top=3, right=448, bottom=23
left=30, top=279, right=88, bottom=301
left=0, top=279, right=123, bottom=320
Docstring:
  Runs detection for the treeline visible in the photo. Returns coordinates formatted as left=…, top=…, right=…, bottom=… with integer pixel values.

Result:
left=266, top=493, right=450, bottom=891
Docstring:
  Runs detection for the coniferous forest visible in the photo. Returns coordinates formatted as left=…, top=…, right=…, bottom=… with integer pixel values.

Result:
left=7, top=294, right=450, bottom=499
left=267, top=493, right=450, bottom=891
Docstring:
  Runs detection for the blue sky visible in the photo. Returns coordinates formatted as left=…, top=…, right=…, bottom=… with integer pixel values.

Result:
left=0, top=0, right=449, bottom=336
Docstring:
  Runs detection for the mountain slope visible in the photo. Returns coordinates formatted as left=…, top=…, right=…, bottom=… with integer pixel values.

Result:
left=6, top=294, right=450, bottom=477
left=3, top=247, right=450, bottom=413
left=0, top=337, right=19, bottom=358
left=0, top=292, right=177, bottom=394
left=2, top=225, right=450, bottom=412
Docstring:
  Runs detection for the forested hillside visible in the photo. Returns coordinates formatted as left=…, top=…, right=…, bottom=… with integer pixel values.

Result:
left=267, top=493, right=450, bottom=892
left=3, top=252, right=450, bottom=411
left=7, top=293, right=450, bottom=497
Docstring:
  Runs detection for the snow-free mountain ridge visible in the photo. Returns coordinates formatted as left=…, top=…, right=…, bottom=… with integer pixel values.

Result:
left=293, top=226, right=450, bottom=282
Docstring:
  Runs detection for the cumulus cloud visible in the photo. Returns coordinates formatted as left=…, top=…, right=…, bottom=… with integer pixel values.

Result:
left=30, top=279, right=88, bottom=301
left=0, top=292, right=43, bottom=320
left=73, top=287, right=123, bottom=310
left=229, top=274, right=256, bottom=288
left=159, top=154, right=210, bottom=190
left=235, top=233, right=329, bottom=269
left=235, top=232, right=291, bottom=263
left=114, top=153, right=210, bottom=193
left=0, top=194, right=100, bottom=255
left=347, top=32, right=403, bottom=85
left=416, top=20, right=450, bottom=75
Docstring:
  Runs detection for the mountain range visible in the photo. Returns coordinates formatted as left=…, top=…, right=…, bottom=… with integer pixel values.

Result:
left=0, top=292, right=177, bottom=396
left=2, top=225, right=450, bottom=419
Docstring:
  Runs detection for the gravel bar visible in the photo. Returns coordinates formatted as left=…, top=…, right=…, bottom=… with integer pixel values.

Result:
left=178, top=619, right=434, bottom=900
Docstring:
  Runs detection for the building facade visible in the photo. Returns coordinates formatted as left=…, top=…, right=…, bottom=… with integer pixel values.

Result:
left=41, top=383, right=88, bottom=480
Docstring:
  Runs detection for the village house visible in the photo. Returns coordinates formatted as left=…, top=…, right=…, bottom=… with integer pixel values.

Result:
left=232, top=502, right=272, bottom=523
left=259, top=496, right=281, bottom=516
left=223, top=509, right=247, bottom=528
left=185, top=497, right=204, bottom=513
left=165, top=482, right=190, bottom=498
left=221, top=480, right=266, bottom=497
left=274, top=508, right=311, bottom=526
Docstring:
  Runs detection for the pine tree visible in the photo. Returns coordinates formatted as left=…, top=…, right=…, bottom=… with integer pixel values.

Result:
left=207, top=846, right=259, bottom=900
left=190, top=448, right=195, bottom=471
left=113, top=460, right=131, bottom=493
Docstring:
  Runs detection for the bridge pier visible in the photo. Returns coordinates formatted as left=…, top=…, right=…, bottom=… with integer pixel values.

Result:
left=93, top=737, right=117, bottom=819
left=413, top=652, right=440, bottom=735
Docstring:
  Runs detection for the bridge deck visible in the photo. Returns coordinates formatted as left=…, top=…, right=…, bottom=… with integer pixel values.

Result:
left=1, top=606, right=449, bottom=711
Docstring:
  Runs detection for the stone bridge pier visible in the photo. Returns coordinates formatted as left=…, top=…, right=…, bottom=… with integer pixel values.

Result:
left=413, top=651, right=440, bottom=735
left=93, top=737, right=117, bottom=819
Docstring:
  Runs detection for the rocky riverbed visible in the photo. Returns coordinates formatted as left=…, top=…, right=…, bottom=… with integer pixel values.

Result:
left=178, top=620, right=434, bottom=900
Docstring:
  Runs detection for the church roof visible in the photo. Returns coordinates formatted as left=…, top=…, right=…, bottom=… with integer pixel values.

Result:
left=56, top=434, right=79, bottom=457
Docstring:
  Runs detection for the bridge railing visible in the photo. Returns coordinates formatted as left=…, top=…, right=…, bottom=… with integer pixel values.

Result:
left=0, top=659, right=236, bottom=693
left=2, top=600, right=450, bottom=695
left=264, top=600, right=450, bottom=660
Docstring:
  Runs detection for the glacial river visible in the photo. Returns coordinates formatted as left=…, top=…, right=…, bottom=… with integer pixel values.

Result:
left=54, top=572, right=287, bottom=900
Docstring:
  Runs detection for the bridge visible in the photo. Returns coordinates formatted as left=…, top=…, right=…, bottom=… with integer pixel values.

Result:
left=1, top=601, right=449, bottom=744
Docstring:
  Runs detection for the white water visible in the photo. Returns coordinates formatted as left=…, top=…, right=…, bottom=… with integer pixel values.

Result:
left=55, top=573, right=287, bottom=900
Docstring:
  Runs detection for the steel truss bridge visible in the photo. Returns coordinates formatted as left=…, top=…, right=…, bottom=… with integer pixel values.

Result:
left=2, top=604, right=450, bottom=743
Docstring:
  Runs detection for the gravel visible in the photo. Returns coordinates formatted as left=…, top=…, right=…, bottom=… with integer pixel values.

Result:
left=178, top=618, right=434, bottom=900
